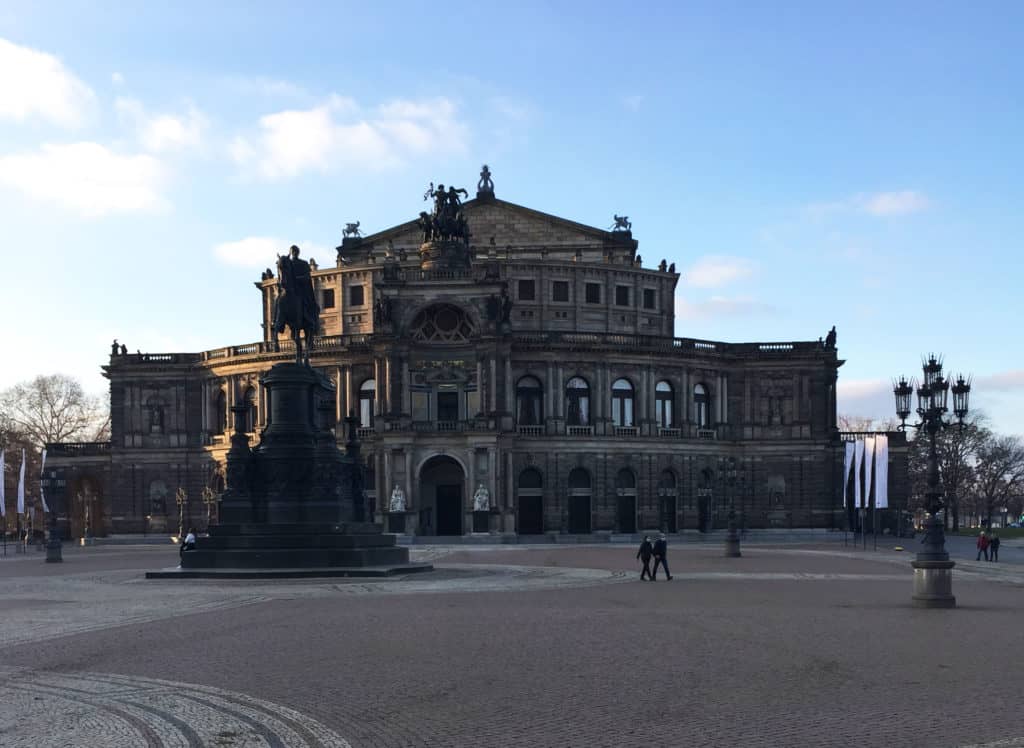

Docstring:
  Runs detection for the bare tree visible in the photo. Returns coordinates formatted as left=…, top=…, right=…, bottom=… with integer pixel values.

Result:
left=970, top=435, right=1024, bottom=527
left=905, top=413, right=990, bottom=531
left=0, top=374, right=107, bottom=449
left=838, top=414, right=900, bottom=432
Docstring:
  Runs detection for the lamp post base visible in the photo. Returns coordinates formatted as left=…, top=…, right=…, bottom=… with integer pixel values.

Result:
left=724, top=512, right=741, bottom=557
left=45, top=537, right=63, bottom=563
left=911, top=559, right=955, bottom=608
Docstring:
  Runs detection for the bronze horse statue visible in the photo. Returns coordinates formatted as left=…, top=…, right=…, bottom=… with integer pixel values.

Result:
left=272, top=245, right=320, bottom=365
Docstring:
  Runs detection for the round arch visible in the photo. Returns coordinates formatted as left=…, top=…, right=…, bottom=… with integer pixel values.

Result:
left=418, top=454, right=467, bottom=536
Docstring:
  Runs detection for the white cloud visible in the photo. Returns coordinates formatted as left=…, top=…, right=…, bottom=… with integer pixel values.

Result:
left=861, top=190, right=929, bottom=216
left=111, top=72, right=124, bottom=86
left=116, top=97, right=207, bottom=153
left=675, top=295, right=777, bottom=320
left=806, top=190, right=930, bottom=219
left=0, top=142, right=167, bottom=217
left=621, top=94, right=644, bottom=111
left=977, top=370, right=1024, bottom=393
left=837, top=378, right=893, bottom=422
left=683, top=256, right=756, bottom=288
left=0, top=37, right=96, bottom=127
left=213, top=236, right=331, bottom=269
left=232, top=95, right=468, bottom=181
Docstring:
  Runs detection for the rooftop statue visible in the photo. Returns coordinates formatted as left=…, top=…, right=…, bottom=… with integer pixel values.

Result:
left=273, top=245, right=320, bottom=366
left=343, top=221, right=362, bottom=239
left=611, top=214, right=632, bottom=232
left=477, top=164, right=494, bottom=197
left=421, top=181, right=470, bottom=244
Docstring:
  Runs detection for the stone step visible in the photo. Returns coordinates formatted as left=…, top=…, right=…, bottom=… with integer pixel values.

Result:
left=209, top=522, right=382, bottom=537
left=194, top=533, right=398, bottom=551
left=181, top=545, right=410, bottom=569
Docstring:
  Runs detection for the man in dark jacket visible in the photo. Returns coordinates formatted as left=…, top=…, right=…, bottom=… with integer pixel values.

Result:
left=990, top=533, right=1001, bottom=562
left=652, top=533, right=672, bottom=580
left=636, top=536, right=654, bottom=580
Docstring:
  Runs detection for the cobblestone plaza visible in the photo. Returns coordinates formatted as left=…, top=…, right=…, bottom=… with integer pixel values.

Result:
left=2, top=539, right=1023, bottom=747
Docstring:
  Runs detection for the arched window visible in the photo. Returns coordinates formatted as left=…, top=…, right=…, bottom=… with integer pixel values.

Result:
left=516, top=376, right=543, bottom=425
left=359, top=379, right=375, bottom=428
left=519, top=468, right=543, bottom=490
left=410, top=304, right=476, bottom=343
left=694, top=383, right=710, bottom=428
left=568, top=467, right=591, bottom=490
left=215, top=389, right=227, bottom=433
left=565, top=377, right=590, bottom=426
left=611, top=378, right=634, bottom=427
left=146, top=396, right=165, bottom=434
left=658, top=470, right=677, bottom=492
left=243, top=387, right=257, bottom=433
left=616, top=468, right=636, bottom=491
left=655, top=380, right=674, bottom=428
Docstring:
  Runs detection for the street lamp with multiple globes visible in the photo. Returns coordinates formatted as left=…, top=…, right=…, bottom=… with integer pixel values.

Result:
left=893, top=354, right=971, bottom=608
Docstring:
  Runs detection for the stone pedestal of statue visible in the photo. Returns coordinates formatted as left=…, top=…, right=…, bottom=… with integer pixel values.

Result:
left=148, top=362, right=430, bottom=579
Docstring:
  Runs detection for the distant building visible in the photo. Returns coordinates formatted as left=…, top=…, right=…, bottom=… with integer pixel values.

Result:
left=45, top=168, right=907, bottom=537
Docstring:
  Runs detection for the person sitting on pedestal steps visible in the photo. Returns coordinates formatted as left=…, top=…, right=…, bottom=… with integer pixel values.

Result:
left=636, top=535, right=654, bottom=581
left=651, top=533, right=672, bottom=581
left=180, top=527, right=197, bottom=560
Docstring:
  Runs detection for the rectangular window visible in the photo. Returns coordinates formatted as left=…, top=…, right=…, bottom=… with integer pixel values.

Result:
left=465, top=388, right=480, bottom=418
left=322, top=288, right=335, bottom=309
left=348, top=285, right=365, bottom=307
left=552, top=280, right=570, bottom=302
left=437, top=388, right=459, bottom=421
left=412, top=391, right=430, bottom=421
left=643, top=289, right=656, bottom=310
left=615, top=286, right=630, bottom=306
left=518, top=279, right=535, bottom=301
left=585, top=283, right=601, bottom=304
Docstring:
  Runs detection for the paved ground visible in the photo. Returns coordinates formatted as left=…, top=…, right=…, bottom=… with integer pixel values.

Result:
left=2, top=540, right=1023, bottom=747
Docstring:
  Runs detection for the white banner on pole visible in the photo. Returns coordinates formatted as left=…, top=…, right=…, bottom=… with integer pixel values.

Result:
left=0, top=449, right=6, bottom=518
left=39, top=449, right=49, bottom=513
left=843, top=442, right=855, bottom=509
left=863, top=436, right=876, bottom=509
left=17, top=448, right=26, bottom=515
left=875, top=435, right=889, bottom=509
left=854, top=439, right=865, bottom=509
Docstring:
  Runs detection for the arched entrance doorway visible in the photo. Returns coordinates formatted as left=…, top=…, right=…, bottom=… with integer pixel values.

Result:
left=658, top=470, right=678, bottom=533
left=517, top=468, right=543, bottom=534
left=419, top=455, right=465, bottom=536
left=616, top=468, right=637, bottom=533
left=567, top=468, right=591, bottom=534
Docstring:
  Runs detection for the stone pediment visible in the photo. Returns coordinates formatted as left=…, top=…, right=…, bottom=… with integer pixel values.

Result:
left=355, top=198, right=627, bottom=252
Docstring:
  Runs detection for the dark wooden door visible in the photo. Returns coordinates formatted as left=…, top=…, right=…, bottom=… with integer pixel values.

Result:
left=661, top=496, right=677, bottom=533
left=518, top=495, right=543, bottom=534
left=617, top=496, right=636, bottom=533
left=568, top=495, right=591, bottom=534
left=436, top=484, right=462, bottom=535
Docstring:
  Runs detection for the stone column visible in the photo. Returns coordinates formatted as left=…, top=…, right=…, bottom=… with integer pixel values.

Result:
left=504, top=357, right=513, bottom=414
left=373, top=359, right=382, bottom=417
left=489, top=356, right=497, bottom=412
left=402, top=358, right=411, bottom=415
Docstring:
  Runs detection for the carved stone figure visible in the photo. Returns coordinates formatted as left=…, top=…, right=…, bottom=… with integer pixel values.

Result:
left=500, top=286, right=512, bottom=323
left=373, top=294, right=392, bottom=325
left=611, top=214, right=632, bottom=232
left=669, top=262, right=676, bottom=273
left=111, top=339, right=119, bottom=357
left=825, top=325, right=837, bottom=349
left=389, top=485, right=406, bottom=513
left=659, top=259, right=667, bottom=272
left=473, top=483, right=490, bottom=512
left=273, top=245, right=320, bottom=365
left=343, top=221, right=362, bottom=238
left=477, top=164, right=494, bottom=196
left=120, top=343, right=127, bottom=356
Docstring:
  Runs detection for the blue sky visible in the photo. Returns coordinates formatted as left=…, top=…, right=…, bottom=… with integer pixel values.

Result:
left=1, top=2, right=1022, bottom=435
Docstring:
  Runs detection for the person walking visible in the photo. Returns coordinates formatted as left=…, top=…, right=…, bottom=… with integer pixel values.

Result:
left=990, top=533, right=1000, bottom=562
left=976, top=531, right=989, bottom=562
left=651, top=533, right=672, bottom=581
left=636, top=535, right=654, bottom=581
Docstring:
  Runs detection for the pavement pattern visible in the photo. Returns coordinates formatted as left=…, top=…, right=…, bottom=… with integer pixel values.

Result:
left=2, top=540, right=1024, bottom=747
